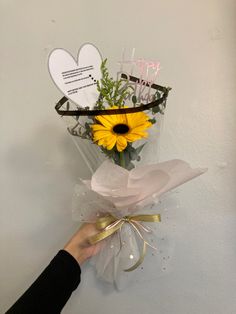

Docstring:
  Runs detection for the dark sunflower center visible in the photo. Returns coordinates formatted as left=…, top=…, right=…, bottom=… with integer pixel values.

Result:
left=113, top=123, right=129, bottom=134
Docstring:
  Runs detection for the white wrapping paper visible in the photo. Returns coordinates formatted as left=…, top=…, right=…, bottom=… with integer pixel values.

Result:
left=72, top=159, right=206, bottom=289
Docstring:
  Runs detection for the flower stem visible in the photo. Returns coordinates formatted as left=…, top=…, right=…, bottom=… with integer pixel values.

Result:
left=119, top=151, right=125, bottom=168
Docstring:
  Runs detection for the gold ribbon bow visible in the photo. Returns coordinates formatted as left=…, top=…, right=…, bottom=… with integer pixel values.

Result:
left=89, top=214, right=161, bottom=272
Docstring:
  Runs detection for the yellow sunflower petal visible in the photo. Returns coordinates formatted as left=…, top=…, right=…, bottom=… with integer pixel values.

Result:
left=132, top=131, right=148, bottom=138
left=116, top=136, right=127, bottom=152
left=124, top=133, right=142, bottom=142
left=109, top=113, right=124, bottom=125
left=104, top=134, right=117, bottom=150
left=126, top=131, right=149, bottom=142
left=131, top=122, right=152, bottom=134
left=109, top=106, right=129, bottom=125
left=97, top=138, right=105, bottom=146
left=126, top=112, right=149, bottom=128
left=93, top=130, right=111, bottom=141
left=91, top=124, right=108, bottom=131
left=95, top=115, right=116, bottom=129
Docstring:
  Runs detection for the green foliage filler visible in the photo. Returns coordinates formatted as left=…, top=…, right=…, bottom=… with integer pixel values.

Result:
left=95, top=59, right=132, bottom=109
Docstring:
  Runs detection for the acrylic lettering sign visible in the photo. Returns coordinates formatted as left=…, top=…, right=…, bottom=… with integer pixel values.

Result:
left=48, top=43, right=102, bottom=108
left=117, top=48, right=161, bottom=104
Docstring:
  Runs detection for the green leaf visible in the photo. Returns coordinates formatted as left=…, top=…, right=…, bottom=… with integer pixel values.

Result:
left=152, top=105, right=160, bottom=114
left=126, top=162, right=135, bottom=170
left=135, top=143, right=146, bottom=155
left=129, top=149, right=138, bottom=161
left=85, top=122, right=91, bottom=130
left=132, top=95, right=137, bottom=105
left=155, top=91, right=161, bottom=99
left=149, top=118, right=156, bottom=124
left=96, top=59, right=134, bottom=109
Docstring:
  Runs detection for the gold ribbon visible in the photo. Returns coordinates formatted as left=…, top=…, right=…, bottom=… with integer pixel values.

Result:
left=88, top=214, right=161, bottom=272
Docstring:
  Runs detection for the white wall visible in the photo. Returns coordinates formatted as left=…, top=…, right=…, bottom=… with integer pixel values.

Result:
left=1, top=0, right=236, bottom=313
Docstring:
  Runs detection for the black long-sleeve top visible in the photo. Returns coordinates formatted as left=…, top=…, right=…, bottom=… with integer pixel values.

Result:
left=6, top=250, right=81, bottom=314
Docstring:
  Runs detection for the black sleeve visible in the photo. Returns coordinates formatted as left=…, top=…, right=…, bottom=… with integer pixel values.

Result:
left=6, top=250, right=81, bottom=314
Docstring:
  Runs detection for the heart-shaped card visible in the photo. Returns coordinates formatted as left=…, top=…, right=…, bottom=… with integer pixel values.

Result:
left=48, top=43, right=102, bottom=109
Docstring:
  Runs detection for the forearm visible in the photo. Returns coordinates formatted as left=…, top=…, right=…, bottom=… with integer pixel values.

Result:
left=6, top=223, right=100, bottom=314
left=6, top=250, right=81, bottom=314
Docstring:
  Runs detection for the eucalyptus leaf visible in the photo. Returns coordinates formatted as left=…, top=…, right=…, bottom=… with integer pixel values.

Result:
left=135, top=143, right=146, bottom=155
left=126, top=162, right=135, bottom=170
left=132, top=95, right=137, bottom=105
left=149, top=118, right=156, bottom=124
left=152, top=105, right=160, bottom=114
left=85, top=122, right=91, bottom=130
left=129, top=149, right=138, bottom=161
left=155, top=91, right=161, bottom=99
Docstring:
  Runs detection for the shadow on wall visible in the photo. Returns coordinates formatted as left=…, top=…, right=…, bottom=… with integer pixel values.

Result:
left=4, top=123, right=91, bottom=183
left=3, top=124, right=91, bottom=247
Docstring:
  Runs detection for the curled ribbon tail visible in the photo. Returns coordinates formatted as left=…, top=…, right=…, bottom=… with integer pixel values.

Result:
left=88, top=213, right=161, bottom=271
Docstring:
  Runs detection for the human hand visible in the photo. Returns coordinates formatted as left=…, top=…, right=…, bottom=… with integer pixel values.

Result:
left=63, top=223, right=102, bottom=265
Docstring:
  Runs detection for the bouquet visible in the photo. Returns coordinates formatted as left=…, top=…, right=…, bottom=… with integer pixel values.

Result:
left=48, top=43, right=206, bottom=288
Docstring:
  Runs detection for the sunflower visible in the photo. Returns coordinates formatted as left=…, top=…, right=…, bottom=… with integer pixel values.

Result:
left=91, top=106, right=152, bottom=152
